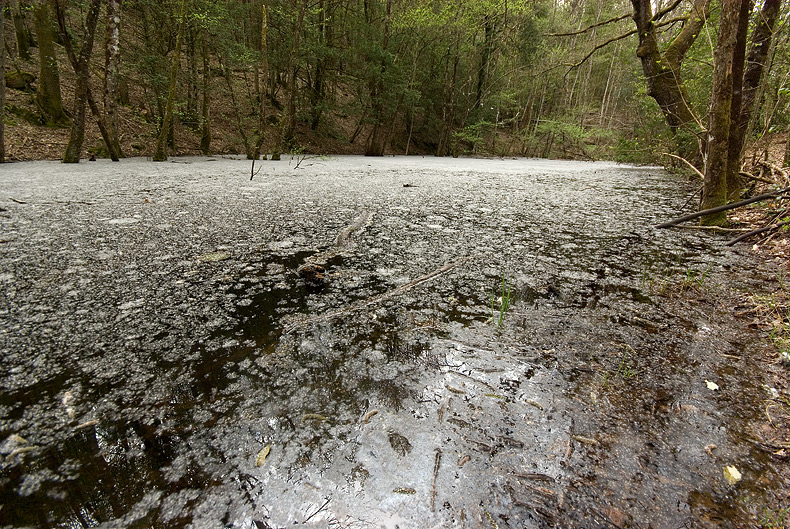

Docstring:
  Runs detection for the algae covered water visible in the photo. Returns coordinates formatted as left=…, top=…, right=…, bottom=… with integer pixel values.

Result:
left=0, top=156, right=784, bottom=528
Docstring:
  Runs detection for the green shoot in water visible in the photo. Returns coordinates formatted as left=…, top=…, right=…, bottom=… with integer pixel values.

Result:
left=491, top=275, right=511, bottom=327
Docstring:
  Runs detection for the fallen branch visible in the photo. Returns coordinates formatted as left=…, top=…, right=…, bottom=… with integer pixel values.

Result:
left=430, top=449, right=442, bottom=512
left=758, top=161, right=790, bottom=186
left=726, top=219, right=790, bottom=246
left=566, top=29, right=636, bottom=72
left=674, top=225, right=748, bottom=233
left=656, top=186, right=790, bottom=228
left=740, top=170, right=775, bottom=185
left=679, top=184, right=703, bottom=211
left=661, top=152, right=704, bottom=179
left=283, top=258, right=468, bottom=332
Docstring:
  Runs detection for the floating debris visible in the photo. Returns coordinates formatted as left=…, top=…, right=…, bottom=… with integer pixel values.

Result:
left=362, top=409, right=379, bottom=423
left=705, top=380, right=720, bottom=391
left=198, top=251, right=231, bottom=262
left=2, top=435, right=36, bottom=461
left=524, top=399, right=544, bottom=410
left=388, top=432, right=413, bottom=457
left=572, top=435, right=600, bottom=446
left=393, top=487, right=416, bottom=495
left=302, top=413, right=327, bottom=423
left=255, top=445, right=272, bottom=467
left=62, top=391, right=76, bottom=420
left=514, top=472, right=554, bottom=482
left=297, top=263, right=326, bottom=286
left=723, top=465, right=742, bottom=486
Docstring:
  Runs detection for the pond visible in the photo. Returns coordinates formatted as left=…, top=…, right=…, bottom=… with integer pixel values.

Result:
left=0, top=155, right=783, bottom=528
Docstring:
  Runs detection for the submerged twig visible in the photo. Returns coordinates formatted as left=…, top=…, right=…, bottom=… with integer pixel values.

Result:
left=303, top=497, right=331, bottom=523
left=284, top=258, right=468, bottom=332
left=430, top=449, right=442, bottom=512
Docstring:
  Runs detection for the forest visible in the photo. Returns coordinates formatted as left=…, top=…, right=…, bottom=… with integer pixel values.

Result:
left=0, top=0, right=788, bottom=221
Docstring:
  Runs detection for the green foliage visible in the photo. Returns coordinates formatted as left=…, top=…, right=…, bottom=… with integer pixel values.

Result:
left=453, top=121, right=494, bottom=154
left=490, top=275, right=512, bottom=327
left=760, top=505, right=790, bottom=529
left=12, top=0, right=725, bottom=160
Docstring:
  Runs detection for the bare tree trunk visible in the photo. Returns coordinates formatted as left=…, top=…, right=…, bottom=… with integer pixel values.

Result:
left=473, top=13, right=494, bottom=112
left=199, top=31, right=211, bottom=155
left=222, top=64, right=253, bottom=159
left=723, top=0, right=752, bottom=200
left=32, top=0, right=68, bottom=126
left=10, top=0, right=32, bottom=60
left=365, top=0, right=392, bottom=156
left=727, top=0, right=781, bottom=192
left=309, top=0, right=328, bottom=131
left=785, top=130, right=790, bottom=168
left=253, top=3, right=268, bottom=159
left=700, top=0, right=742, bottom=225
left=104, top=0, right=122, bottom=159
left=59, top=0, right=101, bottom=164
left=55, top=0, right=117, bottom=161
left=153, top=0, right=187, bottom=162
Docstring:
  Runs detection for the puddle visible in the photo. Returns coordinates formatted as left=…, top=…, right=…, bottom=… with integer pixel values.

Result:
left=0, top=156, right=785, bottom=528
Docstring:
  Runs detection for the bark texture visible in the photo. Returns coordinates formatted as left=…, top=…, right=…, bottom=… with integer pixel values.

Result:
left=726, top=0, right=780, bottom=195
left=1, top=2, right=5, bottom=163
left=104, top=0, right=123, bottom=159
left=630, top=0, right=710, bottom=164
left=700, top=0, right=741, bottom=225
left=33, top=1, right=68, bottom=127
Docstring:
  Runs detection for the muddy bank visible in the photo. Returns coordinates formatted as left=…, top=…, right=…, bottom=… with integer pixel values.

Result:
left=0, top=156, right=786, bottom=528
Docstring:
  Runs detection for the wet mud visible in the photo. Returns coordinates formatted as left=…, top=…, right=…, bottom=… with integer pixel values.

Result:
left=0, top=156, right=786, bottom=528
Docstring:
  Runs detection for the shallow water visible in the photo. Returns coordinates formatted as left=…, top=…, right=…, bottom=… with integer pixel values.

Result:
left=0, top=155, right=783, bottom=528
